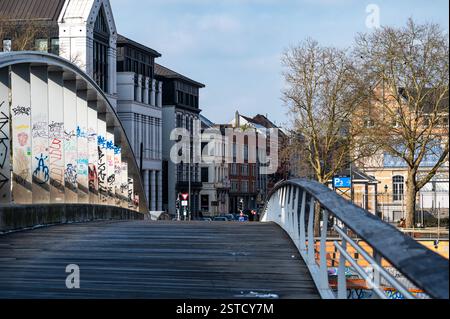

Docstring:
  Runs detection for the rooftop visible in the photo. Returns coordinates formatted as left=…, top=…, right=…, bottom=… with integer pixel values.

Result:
left=117, top=34, right=161, bottom=58
left=155, top=63, right=205, bottom=88
left=0, top=0, right=65, bottom=22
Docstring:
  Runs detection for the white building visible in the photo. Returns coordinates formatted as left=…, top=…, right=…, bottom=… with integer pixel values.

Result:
left=199, top=115, right=230, bottom=216
left=116, top=35, right=163, bottom=213
left=57, top=0, right=118, bottom=107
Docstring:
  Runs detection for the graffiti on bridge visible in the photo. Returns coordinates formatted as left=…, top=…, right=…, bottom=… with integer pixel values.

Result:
left=49, top=137, right=64, bottom=190
left=97, top=139, right=108, bottom=202
left=17, top=132, right=29, bottom=147
left=0, top=105, right=10, bottom=193
left=12, top=106, right=31, bottom=116
left=88, top=164, right=98, bottom=193
left=32, top=122, right=48, bottom=139
left=65, top=164, right=77, bottom=186
left=33, top=153, right=50, bottom=185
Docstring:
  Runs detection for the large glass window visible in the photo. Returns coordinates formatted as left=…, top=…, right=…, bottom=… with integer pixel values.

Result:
left=93, top=6, right=110, bottom=93
left=201, top=167, right=209, bottom=183
left=393, top=175, right=404, bottom=201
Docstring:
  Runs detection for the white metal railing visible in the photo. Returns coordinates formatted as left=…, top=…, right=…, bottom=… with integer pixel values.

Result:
left=261, top=179, right=449, bottom=300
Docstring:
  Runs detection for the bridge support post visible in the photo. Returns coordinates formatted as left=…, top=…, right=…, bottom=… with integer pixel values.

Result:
left=292, top=187, right=299, bottom=244
left=337, top=226, right=348, bottom=299
left=307, top=196, right=315, bottom=265
left=319, top=209, right=329, bottom=291
left=299, top=191, right=307, bottom=253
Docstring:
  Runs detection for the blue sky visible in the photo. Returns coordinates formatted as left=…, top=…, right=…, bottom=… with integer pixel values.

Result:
left=110, top=0, right=449, bottom=126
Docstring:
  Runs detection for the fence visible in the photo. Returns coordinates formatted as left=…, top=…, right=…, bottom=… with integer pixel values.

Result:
left=347, top=191, right=449, bottom=225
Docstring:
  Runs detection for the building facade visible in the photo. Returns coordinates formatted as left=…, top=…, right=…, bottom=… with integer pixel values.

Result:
left=199, top=115, right=230, bottom=216
left=116, top=35, right=163, bottom=213
left=226, top=112, right=267, bottom=213
left=356, top=86, right=449, bottom=223
left=156, top=63, right=205, bottom=217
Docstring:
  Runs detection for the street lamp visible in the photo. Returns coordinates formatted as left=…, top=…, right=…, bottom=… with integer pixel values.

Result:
left=384, top=185, right=388, bottom=222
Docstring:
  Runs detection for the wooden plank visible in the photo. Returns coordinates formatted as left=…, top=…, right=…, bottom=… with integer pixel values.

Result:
left=0, top=221, right=320, bottom=299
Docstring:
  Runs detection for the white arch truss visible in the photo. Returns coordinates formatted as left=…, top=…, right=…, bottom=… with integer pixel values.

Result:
left=0, top=51, right=147, bottom=213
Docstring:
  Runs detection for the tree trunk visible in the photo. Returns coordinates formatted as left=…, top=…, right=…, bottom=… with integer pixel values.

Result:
left=405, top=170, right=418, bottom=228
left=314, top=201, right=321, bottom=237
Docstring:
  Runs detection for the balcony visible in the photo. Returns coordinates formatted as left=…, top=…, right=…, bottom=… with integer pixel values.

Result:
left=214, top=180, right=231, bottom=190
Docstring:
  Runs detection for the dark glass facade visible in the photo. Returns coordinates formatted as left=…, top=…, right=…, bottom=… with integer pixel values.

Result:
left=93, top=6, right=110, bottom=93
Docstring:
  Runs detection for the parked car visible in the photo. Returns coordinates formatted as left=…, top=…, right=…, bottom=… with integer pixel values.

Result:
left=202, top=217, right=213, bottom=222
left=213, top=216, right=228, bottom=222
left=219, top=214, right=235, bottom=221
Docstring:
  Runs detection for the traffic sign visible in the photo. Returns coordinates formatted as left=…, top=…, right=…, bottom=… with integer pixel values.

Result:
left=333, top=176, right=351, bottom=189
left=181, top=200, right=188, bottom=207
left=181, top=193, right=189, bottom=200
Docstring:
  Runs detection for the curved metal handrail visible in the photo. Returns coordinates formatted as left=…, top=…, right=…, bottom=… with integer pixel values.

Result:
left=261, top=179, right=449, bottom=299
left=0, top=51, right=148, bottom=213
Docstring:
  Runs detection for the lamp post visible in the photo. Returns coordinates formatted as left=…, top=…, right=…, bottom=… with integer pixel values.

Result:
left=384, top=185, right=388, bottom=222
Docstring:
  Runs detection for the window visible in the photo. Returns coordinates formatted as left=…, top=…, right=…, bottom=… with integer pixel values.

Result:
left=392, top=119, right=401, bottom=128
left=201, top=195, right=209, bottom=212
left=231, top=181, right=239, bottom=192
left=194, top=96, right=199, bottom=108
left=440, top=115, right=449, bottom=127
left=241, top=164, right=248, bottom=176
left=251, top=164, right=257, bottom=177
left=241, top=181, right=249, bottom=193
left=93, top=6, right=110, bottom=93
left=231, top=163, right=237, bottom=176
left=177, top=163, right=183, bottom=181
left=176, top=113, right=183, bottom=128
left=35, top=38, right=48, bottom=52
left=201, top=167, right=209, bottom=183
left=2, top=39, right=11, bottom=52
left=364, top=118, right=375, bottom=128
left=50, top=38, right=59, bottom=55
left=393, top=175, right=404, bottom=201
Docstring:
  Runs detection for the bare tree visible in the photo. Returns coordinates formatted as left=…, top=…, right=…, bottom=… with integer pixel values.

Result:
left=282, top=39, right=375, bottom=233
left=282, top=38, right=374, bottom=184
left=355, top=19, right=449, bottom=228
left=0, top=18, right=50, bottom=51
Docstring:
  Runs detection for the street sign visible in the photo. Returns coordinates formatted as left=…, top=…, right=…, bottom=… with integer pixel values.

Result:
left=333, top=176, right=351, bottom=189
left=181, top=200, right=188, bottom=207
left=181, top=193, right=189, bottom=200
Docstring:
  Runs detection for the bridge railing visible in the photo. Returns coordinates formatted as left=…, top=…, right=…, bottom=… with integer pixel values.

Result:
left=261, top=179, right=449, bottom=299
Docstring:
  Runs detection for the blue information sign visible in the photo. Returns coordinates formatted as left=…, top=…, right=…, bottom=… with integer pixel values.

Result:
left=333, top=176, right=351, bottom=189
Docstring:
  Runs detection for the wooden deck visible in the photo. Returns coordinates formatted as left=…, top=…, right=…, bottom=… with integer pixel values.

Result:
left=0, top=221, right=319, bottom=299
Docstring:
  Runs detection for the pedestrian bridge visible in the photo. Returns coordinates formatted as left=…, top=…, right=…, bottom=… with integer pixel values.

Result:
left=0, top=180, right=448, bottom=299
left=0, top=52, right=447, bottom=300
